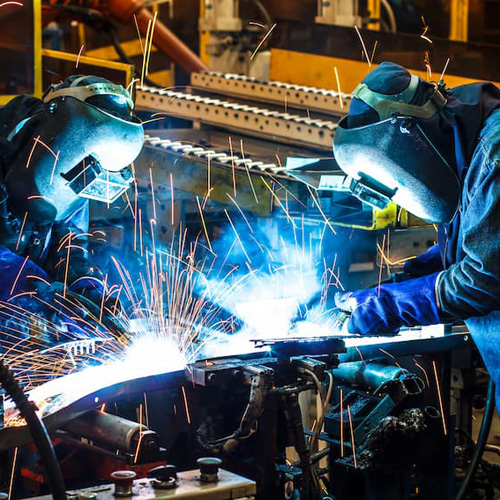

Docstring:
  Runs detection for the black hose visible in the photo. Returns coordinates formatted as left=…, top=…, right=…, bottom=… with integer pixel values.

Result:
left=0, top=360, right=67, bottom=500
left=456, top=378, right=495, bottom=500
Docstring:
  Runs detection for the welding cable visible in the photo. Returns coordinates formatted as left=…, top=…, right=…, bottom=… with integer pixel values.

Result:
left=456, top=378, right=495, bottom=500
left=0, top=360, right=67, bottom=500
left=305, top=369, right=325, bottom=449
left=306, top=370, right=334, bottom=455
left=307, top=372, right=333, bottom=496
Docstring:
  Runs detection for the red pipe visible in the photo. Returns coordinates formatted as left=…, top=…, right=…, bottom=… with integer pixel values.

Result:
left=43, top=0, right=209, bottom=74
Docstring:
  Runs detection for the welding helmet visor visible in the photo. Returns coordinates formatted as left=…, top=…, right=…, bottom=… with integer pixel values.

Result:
left=333, top=114, right=460, bottom=224
left=5, top=77, right=144, bottom=221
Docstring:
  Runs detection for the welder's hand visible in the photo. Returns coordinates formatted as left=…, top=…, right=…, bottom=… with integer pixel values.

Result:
left=69, top=276, right=123, bottom=318
left=403, top=244, right=443, bottom=277
left=334, top=272, right=443, bottom=335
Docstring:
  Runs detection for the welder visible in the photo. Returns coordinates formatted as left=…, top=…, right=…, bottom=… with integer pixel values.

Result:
left=0, top=75, right=144, bottom=341
left=332, top=62, right=500, bottom=396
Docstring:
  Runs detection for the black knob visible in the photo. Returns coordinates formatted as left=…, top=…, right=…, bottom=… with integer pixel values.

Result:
left=147, top=465, right=177, bottom=489
left=197, top=457, right=222, bottom=483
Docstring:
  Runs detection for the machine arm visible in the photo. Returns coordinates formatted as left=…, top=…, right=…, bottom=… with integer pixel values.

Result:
left=42, top=0, right=208, bottom=74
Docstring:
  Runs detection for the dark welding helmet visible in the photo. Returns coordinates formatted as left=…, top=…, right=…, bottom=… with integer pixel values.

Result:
left=4, top=76, right=144, bottom=222
left=333, top=62, right=460, bottom=224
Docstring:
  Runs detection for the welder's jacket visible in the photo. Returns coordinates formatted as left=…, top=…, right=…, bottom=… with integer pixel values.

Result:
left=435, top=106, right=500, bottom=397
left=0, top=95, right=95, bottom=296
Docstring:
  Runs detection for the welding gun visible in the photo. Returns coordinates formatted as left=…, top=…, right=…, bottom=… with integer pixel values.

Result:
left=65, top=288, right=130, bottom=346
left=34, top=281, right=130, bottom=346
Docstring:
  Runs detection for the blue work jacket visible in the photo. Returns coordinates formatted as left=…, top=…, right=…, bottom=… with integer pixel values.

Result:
left=435, top=108, right=500, bottom=397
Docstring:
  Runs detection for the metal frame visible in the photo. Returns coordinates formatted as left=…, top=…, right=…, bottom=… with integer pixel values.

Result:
left=0, top=0, right=42, bottom=105
left=42, top=48, right=135, bottom=87
left=136, top=86, right=338, bottom=151
left=191, top=71, right=350, bottom=116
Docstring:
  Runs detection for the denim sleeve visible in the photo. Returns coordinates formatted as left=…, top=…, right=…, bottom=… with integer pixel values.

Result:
left=438, top=160, right=500, bottom=318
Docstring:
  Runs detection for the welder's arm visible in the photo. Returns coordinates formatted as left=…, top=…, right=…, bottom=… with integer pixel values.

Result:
left=437, top=163, right=500, bottom=319
left=335, top=273, right=442, bottom=334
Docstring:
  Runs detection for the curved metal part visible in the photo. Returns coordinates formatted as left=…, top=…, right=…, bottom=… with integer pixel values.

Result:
left=331, top=361, right=407, bottom=388
left=0, top=369, right=184, bottom=450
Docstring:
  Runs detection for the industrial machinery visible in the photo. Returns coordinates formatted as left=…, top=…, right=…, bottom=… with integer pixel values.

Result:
left=0, top=2, right=498, bottom=500
left=0, top=324, right=480, bottom=499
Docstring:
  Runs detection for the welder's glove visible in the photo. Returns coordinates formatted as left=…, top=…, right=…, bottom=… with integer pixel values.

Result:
left=403, top=244, right=443, bottom=277
left=69, top=276, right=123, bottom=318
left=334, top=272, right=443, bottom=335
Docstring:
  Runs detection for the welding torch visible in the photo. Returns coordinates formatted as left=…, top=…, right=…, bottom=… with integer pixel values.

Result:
left=64, top=288, right=130, bottom=346
left=291, top=291, right=351, bottom=333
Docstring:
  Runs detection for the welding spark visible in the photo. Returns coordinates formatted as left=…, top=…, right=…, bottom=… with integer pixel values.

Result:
left=170, top=172, right=175, bottom=226
left=228, top=137, right=237, bottom=197
left=413, top=358, right=430, bottom=386
left=250, top=23, right=277, bottom=61
left=133, top=14, right=145, bottom=56
left=440, top=57, right=451, bottom=84
left=424, top=51, right=432, bottom=79
left=432, top=360, right=447, bottom=435
left=15, top=212, right=28, bottom=252
left=0, top=1, right=23, bottom=7
left=248, top=21, right=266, bottom=29
left=181, top=386, right=191, bottom=424
left=421, top=16, right=433, bottom=44
left=334, top=67, right=344, bottom=110
left=8, top=447, right=18, bottom=500
left=307, top=186, right=336, bottom=236
left=9, top=256, right=29, bottom=296
left=140, top=18, right=152, bottom=87
left=354, top=25, right=372, bottom=67
left=1, top=202, right=352, bottom=429
left=145, top=11, right=158, bottom=80
left=347, top=405, right=357, bottom=468
left=378, top=347, right=395, bottom=359
left=25, top=135, right=40, bottom=169
left=370, top=40, right=379, bottom=64
left=76, top=45, right=85, bottom=68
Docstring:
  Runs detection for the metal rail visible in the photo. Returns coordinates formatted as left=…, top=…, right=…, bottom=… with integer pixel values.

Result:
left=191, top=71, right=351, bottom=116
left=136, top=86, right=338, bottom=151
left=144, top=134, right=285, bottom=175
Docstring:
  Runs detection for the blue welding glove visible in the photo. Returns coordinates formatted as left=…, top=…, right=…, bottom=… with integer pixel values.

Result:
left=403, top=244, right=443, bottom=277
left=334, top=272, right=443, bottom=334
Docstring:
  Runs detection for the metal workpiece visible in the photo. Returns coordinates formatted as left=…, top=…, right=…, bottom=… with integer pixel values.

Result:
left=136, top=86, right=338, bottom=150
left=191, top=71, right=352, bottom=116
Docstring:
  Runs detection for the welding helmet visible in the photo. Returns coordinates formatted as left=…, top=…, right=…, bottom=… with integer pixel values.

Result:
left=4, top=75, right=144, bottom=222
left=333, top=62, right=460, bottom=224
